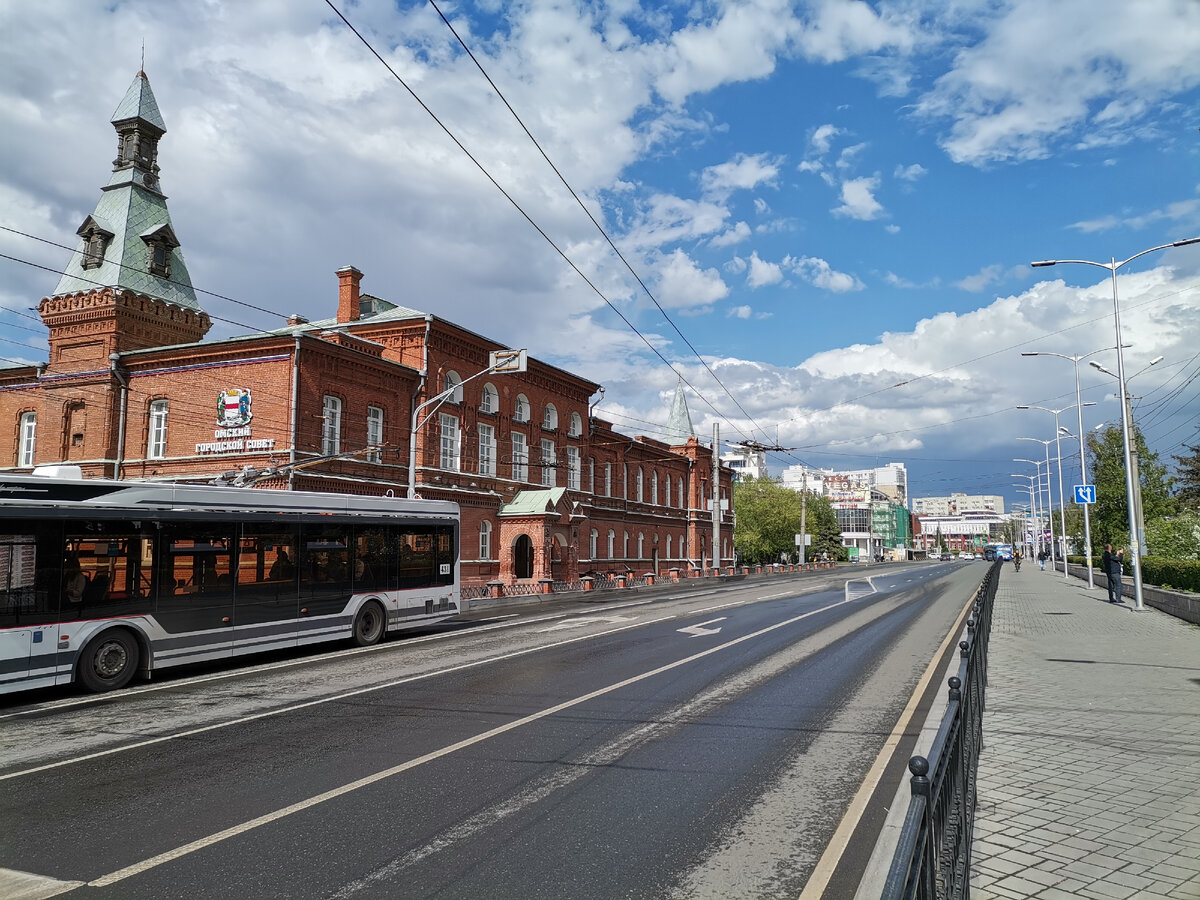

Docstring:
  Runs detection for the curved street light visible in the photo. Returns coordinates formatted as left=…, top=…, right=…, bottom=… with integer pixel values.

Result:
left=1016, top=403, right=1097, bottom=581
left=1017, top=439, right=1058, bottom=566
left=1020, top=345, right=1124, bottom=588
left=1031, top=237, right=1200, bottom=610
left=1013, top=460, right=1047, bottom=559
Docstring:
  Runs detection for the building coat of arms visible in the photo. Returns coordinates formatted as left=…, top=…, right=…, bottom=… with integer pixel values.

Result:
left=217, top=389, right=253, bottom=427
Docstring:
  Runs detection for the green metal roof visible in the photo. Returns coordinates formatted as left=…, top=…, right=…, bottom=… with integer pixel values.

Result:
left=499, top=487, right=567, bottom=516
left=111, top=70, right=165, bottom=131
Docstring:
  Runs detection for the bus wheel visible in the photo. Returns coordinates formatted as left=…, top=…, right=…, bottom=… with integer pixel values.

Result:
left=78, top=629, right=139, bottom=692
left=352, top=601, right=386, bottom=647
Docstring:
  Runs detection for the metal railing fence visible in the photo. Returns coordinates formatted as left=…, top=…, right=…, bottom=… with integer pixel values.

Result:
left=882, top=560, right=999, bottom=900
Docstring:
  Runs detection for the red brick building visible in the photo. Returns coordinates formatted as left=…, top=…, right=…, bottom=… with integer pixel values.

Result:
left=1, top=71, right=733, bottom=586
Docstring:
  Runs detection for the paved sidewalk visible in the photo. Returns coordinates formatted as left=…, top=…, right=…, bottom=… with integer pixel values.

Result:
left=971, top=566, right=1200, bottom=899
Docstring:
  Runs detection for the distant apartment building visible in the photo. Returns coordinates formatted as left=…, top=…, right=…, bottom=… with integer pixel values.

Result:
left=911, top=494, right=1008, bottom=553
left=911, top=493, right=1005, bottom=516
left=720, top=445, right=768, bottom=481
left=780, top=462, right=910, bottom=559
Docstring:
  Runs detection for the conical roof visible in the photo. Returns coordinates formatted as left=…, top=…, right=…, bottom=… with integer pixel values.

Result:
left=52, top=71, right=200, bottom=311
left=663, top=380, right=695, bottom=443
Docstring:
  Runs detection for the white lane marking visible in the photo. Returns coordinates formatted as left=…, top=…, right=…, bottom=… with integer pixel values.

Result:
left=677, top=617, right=727, bottom=637
left=87, top=594, right=859, bottom=888
left=0, top=866, right=84, bottom=899
left=844, top=576, right=878, bottom=603
left=538, top=615, right=636, bottom=633
left=0, top=602, right=658, bottom=721
left=797, top=587, right=978, bottom=900
left=0, top=615, right=675, bottom=783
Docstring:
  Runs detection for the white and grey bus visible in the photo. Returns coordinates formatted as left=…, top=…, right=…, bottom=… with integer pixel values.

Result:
left=0, top=468, right=461, bottom=695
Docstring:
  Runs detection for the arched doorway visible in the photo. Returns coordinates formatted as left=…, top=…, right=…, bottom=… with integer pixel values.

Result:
left=513, top=534, right=534, bottom=580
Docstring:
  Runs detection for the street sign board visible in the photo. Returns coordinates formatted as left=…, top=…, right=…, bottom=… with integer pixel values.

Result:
left=1074, top=484, right=1096, bottom=504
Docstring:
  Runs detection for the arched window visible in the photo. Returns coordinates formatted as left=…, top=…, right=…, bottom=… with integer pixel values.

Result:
left=588, top=457, right=595, bottom=493
left=479, top=521, right=492, bottom=560
left=589, top=529, right=598, bottom=559
left=444, top=371, right=463, bottom=403
left=651, top=471, right=658, bottom=505
left=514, top=394, right=530, bottom=423
left=147, top=400, right=168, bottom=459
left=666, top=534, right=673, bottom=560
left=480, top=383, right=499, bottom=414
left=604, top=462, right=612, bottom=497
left=664, top=475, right=670, bottom=508
left=636, top=468, right=644, bottom=502
left=569, top=412, right=583, bottom=437
left=543, top=403, right=558, bottom=430
left=637, top=533, right=645, bottom=559
left=607, top=529, right=615, bottom=558
left=678, top=477, right=685, bottom=508
left=623, top=531, right=630, bottom=560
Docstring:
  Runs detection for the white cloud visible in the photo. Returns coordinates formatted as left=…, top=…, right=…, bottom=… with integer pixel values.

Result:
left=832, top=175, right=885, bottom=220
left=1069, top=198, right=1200, bottom=234
left=955, top=264, right=1004, bottom=293
left=893, top=163, right=927, bottom=181
left=786, top=255, right=864, bottom=293
left=728, top=305, right=753, bottom=319
left=655, top=249, right=729, bottom=310
left=915, top=0, right=1200, bottom=165
left=700, top=152, right=781, bottom=198
left=747, top=251, right=784, bottom=288
left=885, top=224, right=901, bottom=234
left=810, top=124, right=841, bottom=154
left=710, top=221, right=752, bottom=248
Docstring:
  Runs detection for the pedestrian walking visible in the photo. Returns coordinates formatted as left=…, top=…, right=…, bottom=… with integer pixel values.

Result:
left=1037, top=547, right=1048, bottom=571
left=1101, top=543, right=1125, bottom=603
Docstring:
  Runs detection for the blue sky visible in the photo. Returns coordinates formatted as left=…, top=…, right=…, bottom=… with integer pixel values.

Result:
left=2, top=0, right=1199, bottom=507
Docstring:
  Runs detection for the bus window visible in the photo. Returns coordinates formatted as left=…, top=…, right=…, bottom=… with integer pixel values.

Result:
left=237, top=523, right=299, bottom=629
left=156, top=524, right=235, bottom=635
left=300, top=523, right=352, bottom=616
left=0, top=523, right=63, bottom=626
left=353, top=526, right=390, bottom=592
left=64, top=522, right=154, bottom=620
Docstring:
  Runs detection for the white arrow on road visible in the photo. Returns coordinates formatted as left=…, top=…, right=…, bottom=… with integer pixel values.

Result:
left=538, top=615, right=636, bottom=633
left=677, top=617, right=726, bottom=637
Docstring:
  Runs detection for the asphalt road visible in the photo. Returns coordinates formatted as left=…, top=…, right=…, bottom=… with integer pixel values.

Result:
left=0, top=561, right=987, bottom=899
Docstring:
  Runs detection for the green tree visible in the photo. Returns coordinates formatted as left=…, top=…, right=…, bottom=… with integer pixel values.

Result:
left=733, top=477, right=843, bottom=564
left=1172, top=443, right=1200, bottom=510
left=1146, top=510, right=1200, bottom=560
left=1087, top=424, right=1175, bottom=551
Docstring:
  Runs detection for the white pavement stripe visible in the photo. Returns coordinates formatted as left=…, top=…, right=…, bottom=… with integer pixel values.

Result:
left=0, top=616, right=674, bottom=783
left=88, top=596, right=857, bottom=888
left=0, top=867, right=85, bottom=900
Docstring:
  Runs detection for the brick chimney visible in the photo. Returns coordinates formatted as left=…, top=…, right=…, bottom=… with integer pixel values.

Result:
left=336, top=266, right=363, bottom=323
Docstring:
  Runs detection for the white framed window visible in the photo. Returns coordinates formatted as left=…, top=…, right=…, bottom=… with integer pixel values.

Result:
left=651, top=472, right=659, bottom=505
left=589, top=529, right=598, bottom=560
left=678, top=476, right=685, bottom=508
left=604, top=462, right=612, bottom=497
left=666, top=534, right=673, bottom=560
left=664, top=475, right=670, bottom=508
left=541, top=438, right=556, bottom=487
left=623, top=464, right=629, bottom=499
left=569, top=412, right=582, bottom=437
left=439, top=413, right=460, bottom=470
left=512, top=433, right=528, bottom=481
left=567, top=446, right=580, bottom=490
left=636, top=467, right=644, bottom=502
left=588, top=457, right=595, bottom=493
left=366, top=405, right=384, bottom=463
left=147, top=400, right=168, bottom=459
left=478, top=423, right=496, bottom=476
left=18, top=411, right=36, bottom=468
left=444, top=370, right=463, bottom=403
left=480, top=383, right=498, bottom=414
left=543, top=403, right=558, bottom=430
left=514, top=394, right=530, bottom=423
left=623, top=531, right=630, bottom=559
left=479, top=521, right=492, bottom=560
left=607, top=529, right=615, bottom=558
left=638, top=533, right=645, bottom=559
left=322, top=395, right=342, bottom=455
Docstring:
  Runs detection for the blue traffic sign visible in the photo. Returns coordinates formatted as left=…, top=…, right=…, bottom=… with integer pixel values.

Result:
left=1074, top=484, right=1096, bottom=504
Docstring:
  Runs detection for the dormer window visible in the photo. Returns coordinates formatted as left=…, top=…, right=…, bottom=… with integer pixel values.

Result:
left=140, top=223, right=180, bottom=279
left=75, top=217, right=114, bottom=271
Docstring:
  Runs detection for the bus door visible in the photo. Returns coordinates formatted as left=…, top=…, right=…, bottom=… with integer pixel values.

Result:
left=233, top=524, right=300, bottom=655
left=299, top=523, right=355, bottom=645
left=155, top=523, right=235, bottom=664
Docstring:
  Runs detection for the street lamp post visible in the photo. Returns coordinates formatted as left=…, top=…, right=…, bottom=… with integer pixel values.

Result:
left=1021, top=347, right=1123, bottom=589
left=1016, top=403, right=1097, bottom=580
left=407, top=349, right=526, bottom=499
left=1012, top=464, right=1045, bottom=557
left=1016, top=447, right=1055, bottom=565
left=1031, top=237, right=1200, bottom=610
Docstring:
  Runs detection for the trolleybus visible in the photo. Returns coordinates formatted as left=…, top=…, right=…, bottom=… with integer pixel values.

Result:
left=0, top=468, right=461, bottom=695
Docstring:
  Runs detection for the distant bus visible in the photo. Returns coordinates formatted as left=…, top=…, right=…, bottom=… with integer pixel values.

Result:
left=0, top=470, right=461, bottom=695
left=983, top=543, right=1014, bottom=561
